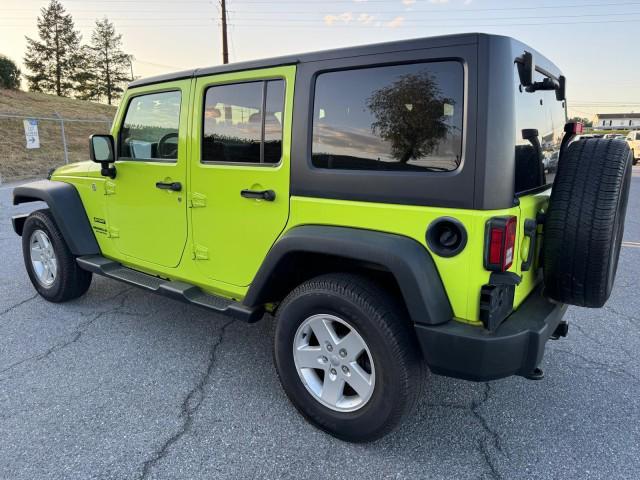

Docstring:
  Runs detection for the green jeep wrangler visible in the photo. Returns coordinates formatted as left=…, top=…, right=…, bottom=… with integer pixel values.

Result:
left=12, top=34, right=632, bottom=442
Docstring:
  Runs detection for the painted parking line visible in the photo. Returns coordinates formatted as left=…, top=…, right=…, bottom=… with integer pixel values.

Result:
left=622, top=241, right=640, bottom=248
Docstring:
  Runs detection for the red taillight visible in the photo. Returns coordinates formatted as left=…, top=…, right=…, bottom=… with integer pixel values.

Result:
left=488, top=228, right=504, bottom=265
left=484, top=216, right=517, bottom=271
left=564, top=121, right=584, bottom=135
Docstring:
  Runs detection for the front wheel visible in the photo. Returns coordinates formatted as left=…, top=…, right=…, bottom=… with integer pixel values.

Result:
left=22, top=209, right=92, bottom=302
left=273, top=273, right=424, bottom=442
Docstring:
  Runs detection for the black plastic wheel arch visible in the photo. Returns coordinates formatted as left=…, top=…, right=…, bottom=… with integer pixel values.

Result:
left=13, top=180, right=100, bottom=256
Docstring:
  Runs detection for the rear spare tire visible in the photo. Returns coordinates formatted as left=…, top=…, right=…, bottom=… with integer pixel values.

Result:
left=543, top=138, right=632, bottom=307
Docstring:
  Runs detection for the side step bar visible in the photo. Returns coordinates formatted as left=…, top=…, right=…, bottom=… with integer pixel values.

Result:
left=76, top=255, right=263, bottom=323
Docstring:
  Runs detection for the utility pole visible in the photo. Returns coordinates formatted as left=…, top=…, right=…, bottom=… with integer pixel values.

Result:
left=128, top=55, right=135, bottom=81
left=221, top=0, right=229, bottom=64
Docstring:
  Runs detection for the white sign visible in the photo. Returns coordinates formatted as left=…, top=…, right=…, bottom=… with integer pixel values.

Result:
left=23, top=119, right=40, bottom=149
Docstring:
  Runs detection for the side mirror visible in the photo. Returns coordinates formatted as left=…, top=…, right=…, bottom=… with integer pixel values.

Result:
left=89, top=134, right=116, bottom=179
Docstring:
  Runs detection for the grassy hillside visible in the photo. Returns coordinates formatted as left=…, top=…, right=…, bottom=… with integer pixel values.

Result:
left=0, top=88, right=116, bottom=181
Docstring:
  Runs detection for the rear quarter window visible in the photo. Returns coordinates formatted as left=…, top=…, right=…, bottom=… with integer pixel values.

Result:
left=311, top=61, right=464, bottom=172
left=514, top=66, right=566, bottom=194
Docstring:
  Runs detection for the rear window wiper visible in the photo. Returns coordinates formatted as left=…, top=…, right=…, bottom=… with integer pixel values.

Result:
left=516, top=51, right=566, bottom=101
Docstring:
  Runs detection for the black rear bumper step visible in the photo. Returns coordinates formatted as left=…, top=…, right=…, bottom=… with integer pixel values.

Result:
left=76, top=255, right=263, bottom=323
left=415, top=284, right=567, bottom=382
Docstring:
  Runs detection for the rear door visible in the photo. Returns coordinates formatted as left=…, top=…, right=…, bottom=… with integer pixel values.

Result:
left=189, top=66, right=295, bottom=286
left=513, top=66, right=566, bottom=304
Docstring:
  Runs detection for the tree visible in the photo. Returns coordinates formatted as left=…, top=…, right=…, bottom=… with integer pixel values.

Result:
left=23, top=0, right=82, bottom=96
left=0, top=55, right=21, bottom=89
left=367, top=72, right=453, bottom=163
left=79, top=18, right=132, bottom=105
left=569, top=116, right=593, bottom=128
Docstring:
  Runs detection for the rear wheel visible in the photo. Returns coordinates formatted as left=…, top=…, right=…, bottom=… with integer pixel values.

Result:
left=543, top=139, right=632, bottom=307
left=22, top=209, right=92, bottom=302
left=273, top=273, right=424, bottom=442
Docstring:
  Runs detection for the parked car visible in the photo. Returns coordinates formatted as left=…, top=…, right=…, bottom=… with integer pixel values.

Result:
left=626, top=131, right=640, bottom=165
left=11, top=34, right=633, bottom=442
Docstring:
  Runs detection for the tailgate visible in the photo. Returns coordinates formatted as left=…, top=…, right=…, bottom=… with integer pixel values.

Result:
left=514, top=190, right=549, bottom=308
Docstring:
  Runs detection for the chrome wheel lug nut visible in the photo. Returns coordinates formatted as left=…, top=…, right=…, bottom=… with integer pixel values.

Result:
left=339, top=349, right=347, bottom=358
left=321, top=356, right=328, bottom=363
left=342, top=365, right=349, bottom=374
left=330, top=368, right=337, bottom=376
left=326, top=343, right=333, bottom=352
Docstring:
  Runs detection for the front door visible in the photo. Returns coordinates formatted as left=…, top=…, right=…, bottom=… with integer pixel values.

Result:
left=107, top=81, right=191, bottom=268
left=190, top=66, right=295, bottom=286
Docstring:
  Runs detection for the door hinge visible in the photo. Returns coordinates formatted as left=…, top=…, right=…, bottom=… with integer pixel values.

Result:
left=108, top=226, right=120, bottom=238
left=190, top=192, right=207, bottom=208
left=104, top=181, right=116, bottom=195
left=193, top=244, right=209, bottom=260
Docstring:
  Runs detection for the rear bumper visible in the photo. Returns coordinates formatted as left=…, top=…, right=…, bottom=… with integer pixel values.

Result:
left=415, top=285, right=567, bottom=382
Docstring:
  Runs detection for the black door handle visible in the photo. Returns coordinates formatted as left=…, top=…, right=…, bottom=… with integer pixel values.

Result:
left=156, top=181, right=182, bottom=192
left=240, top=189, right=276, bottom=201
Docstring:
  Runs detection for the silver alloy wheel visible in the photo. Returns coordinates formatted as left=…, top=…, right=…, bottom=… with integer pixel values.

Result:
left=293, top=314, right=375, bottom=412
left=29, top=229, right=58, bottom=287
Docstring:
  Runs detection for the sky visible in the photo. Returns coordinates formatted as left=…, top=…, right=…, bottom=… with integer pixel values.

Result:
left=1, top=0, right=639, bottom=118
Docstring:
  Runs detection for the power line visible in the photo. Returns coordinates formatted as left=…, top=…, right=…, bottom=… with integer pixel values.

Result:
left=225, top=11, right=640, bottom=23
left=225, top=17, right=640, bottom=28
left=215, top=0, right=640, bottom=7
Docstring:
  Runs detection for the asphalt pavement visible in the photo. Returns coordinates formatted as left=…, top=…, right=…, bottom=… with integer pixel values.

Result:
left=0, top=169, right=639, bottom=480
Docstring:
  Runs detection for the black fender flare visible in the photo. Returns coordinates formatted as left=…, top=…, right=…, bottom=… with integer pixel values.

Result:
left=244, top=225, right=453, bottom=326
left=13, top=180, right=100, bottom=256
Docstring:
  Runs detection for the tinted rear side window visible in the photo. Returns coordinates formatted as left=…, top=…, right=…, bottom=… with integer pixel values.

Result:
left=202, top=79, right=285, bottom=164
left=311, top=62, right=464, bottom=172
left=514, top=67, right=566, bottom=194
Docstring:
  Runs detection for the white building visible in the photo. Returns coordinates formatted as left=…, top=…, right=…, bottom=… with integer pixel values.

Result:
left=594, top=113, right=640, bottom=130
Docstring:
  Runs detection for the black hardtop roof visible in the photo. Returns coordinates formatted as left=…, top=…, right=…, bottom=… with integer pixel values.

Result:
left=129, top=32, right=482, bottom=89
left=128, top=33, right=561, bottom=89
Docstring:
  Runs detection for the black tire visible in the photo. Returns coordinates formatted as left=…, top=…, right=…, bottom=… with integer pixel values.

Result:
left=543, top=139, right=632, bottom=307
left=22, top=209, right=92, bottom=302
left=273, top=273, right=424, bottom=442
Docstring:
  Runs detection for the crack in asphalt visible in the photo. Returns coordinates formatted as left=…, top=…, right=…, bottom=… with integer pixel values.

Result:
left=603, top=305, right=640, bottom=329
left=0, top=289, right=133, bottom=381
left=138, top=318, right=235, bottom=480
left=0, top=293, right=38, bottom=318
left=570, top=322, right=637, bottom=362
left=427, top=383, right=504, bottom=480
left=472, top=384, right=504, bottom=480
left=551, top=347, right=640, bottom=383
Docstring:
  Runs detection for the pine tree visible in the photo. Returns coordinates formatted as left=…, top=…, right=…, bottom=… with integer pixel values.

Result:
left=0, top=55, right=22, bottom=89
left=83, top=18, right=132, bottom=105
left=23, top=0, right=82, bottom=97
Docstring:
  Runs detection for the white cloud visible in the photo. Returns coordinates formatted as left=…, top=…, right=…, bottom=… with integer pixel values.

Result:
left=402, top=0, right=416, bottom=5
left=429, top=0, right=450, bottom=3
left=358, top=13, right=375, bottom=24
left=324, top=15, right=337, bottom=26
left=324, top=12, right=353, bottom=26
left=386, top=16, right=405, bottom=28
